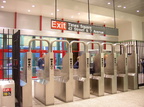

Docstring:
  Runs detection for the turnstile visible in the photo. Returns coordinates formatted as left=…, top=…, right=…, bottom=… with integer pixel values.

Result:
left=0, top=80, right=15, bottom=107
left=70, top=41, right=90, bottom=99
left=102, top=43, right=117, bottom=94
left=33, top=39, right=54, bottom=106
left=127, top=44, right=138, bottom=89
left=114, top=44, right=128, bottom=92
left=52, top=40, right=73, bottom=102
left=21, top=51, right=32, bottom=107
left=87, top=42, right=104, bottom=96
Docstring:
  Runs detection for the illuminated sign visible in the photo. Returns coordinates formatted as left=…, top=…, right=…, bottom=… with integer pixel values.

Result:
left=51, top=19, right=118, bottom=36
left=51, top=20, right=67, bottom=30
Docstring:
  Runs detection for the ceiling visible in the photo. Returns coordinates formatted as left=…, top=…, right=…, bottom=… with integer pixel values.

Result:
left=0, top=0, right=143, bottom=28
left=73, top=0, right=144, bottom=16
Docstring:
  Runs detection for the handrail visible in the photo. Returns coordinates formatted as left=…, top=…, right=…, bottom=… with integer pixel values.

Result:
left=28, top=39, right=50, bottom=52
left=50, top=40, right=70, bottom=53
left=70, top=41, right=87, bottom=53
left=86, top=42, right=101, bottom=53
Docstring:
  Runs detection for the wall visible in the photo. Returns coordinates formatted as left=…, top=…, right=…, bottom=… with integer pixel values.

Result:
left=0, top=11, right=118, bottom=42
left=0, top=0, right=144, bottom=41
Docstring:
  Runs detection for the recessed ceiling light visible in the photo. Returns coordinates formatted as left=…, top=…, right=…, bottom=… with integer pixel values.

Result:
left=123, top=6, right=126, bottom=9
left=32, top=5, right=35, bottom=7
left=78, top=13, right=80, bottom=15
left=28, top=10, right=31, bottom=12
left=137, top=10, right=140, bottom=12
left=3, top=1, right=6, bottom=3
left=57, top=9, right=59, bottom=12
left=1, top=6, right=4, bottom=8
left=71, top=16, right=74, bottom=18
left=107, top=2, right=111, bottom=5
left=117, top=5, right=122, bottom=8
left=51, top=13, right=53, bottom=15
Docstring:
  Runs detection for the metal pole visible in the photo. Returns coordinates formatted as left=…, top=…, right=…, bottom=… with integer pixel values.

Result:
left=113, top=0, right=116, bottom=28
left=55, top=0, right=57, bottom=20
left=88, top=0, right=90, bottom=24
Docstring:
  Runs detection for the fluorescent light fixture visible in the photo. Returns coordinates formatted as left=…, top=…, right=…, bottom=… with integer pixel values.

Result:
left=137, top=10, right=140, bottom=12
left=32, top=5, right=35, bottom=7
left=107, top=2, right=111, bottom=5
left=1, top=6, right=4, bottom=8
left=28, top=10, right=31, bottom=12
left=123, top=6, right=126, bottom=9
left=78, top=13, right=80, bottom=15
left=3, top=1, right=6, bottom=3
left=51, top=13, right=53, bottom=15
left=71, top=16, right=74, bottom=18
left=117, top=5, right=122, bottom=8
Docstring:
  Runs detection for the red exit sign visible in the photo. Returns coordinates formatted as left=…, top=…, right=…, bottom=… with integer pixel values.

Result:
left=3, top=88, right=11, bottom=92
left=51, top=20, right=67, bottom=30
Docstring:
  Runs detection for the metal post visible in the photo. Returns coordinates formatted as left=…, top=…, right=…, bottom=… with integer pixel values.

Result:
left=55, top=0, right=57, bottom=20
left=88, top=0, right=90, bottom=24
left=113, top=0, right=116, bottom=28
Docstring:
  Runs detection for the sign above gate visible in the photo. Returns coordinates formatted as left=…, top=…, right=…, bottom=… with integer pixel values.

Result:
left=51, top=19, right=118, bottom=36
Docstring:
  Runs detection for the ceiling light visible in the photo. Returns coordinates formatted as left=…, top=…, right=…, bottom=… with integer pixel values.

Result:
left=78, top=13, right=80, bottom=15
left=3, top=1, right=6, bottom=3
left=117, top=5, right=122, bottom=8
left=71, top=16, right=74, bottom=18
left=57, top=9, right=59, bottom=12
left=107, top=2, right=111, bottom=5
left=1, top=6, right=4, bottom=8
left=28, top=10, right=31, bottom=12
left=51, top=13, right=53, bottom=15
left=32, top=5, right=35, bottom=7
left=137, top=10, right=140, bottom=12
left=123, top=6, right=126, bottom=9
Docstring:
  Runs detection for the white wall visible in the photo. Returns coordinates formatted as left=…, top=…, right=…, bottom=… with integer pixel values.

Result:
left=0, top=11, right=14, bottom=28
left=117, top=21, right=132, bottom=41
left=17, top=13, right=39, bottom=30
left=1, top=0, right=144, bottom=41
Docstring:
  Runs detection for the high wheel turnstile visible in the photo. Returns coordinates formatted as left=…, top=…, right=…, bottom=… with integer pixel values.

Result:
left=33, top=39, right=54, bottom=106
left=127, top=44, right=138, bottom=89
left=87, top=42, right=104, bottom=96
left=102, top=43, right=117, bottom=94
left=51, top=40, right=73, bottom=102
left=114, top=43, right=128, bottom=92
left=70, top=41, right=90, bottom=99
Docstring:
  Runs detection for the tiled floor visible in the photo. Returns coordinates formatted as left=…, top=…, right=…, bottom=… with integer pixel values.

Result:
left=33, top=86, right=144, bottom=107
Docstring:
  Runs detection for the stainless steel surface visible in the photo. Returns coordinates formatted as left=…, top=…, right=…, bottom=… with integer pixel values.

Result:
left=52, top=40, right=73, bottom=102
left=104, top=53, right=117, bottom=94
left=104, top=53, right=115, bottom=75
left=128, top=52, right=138, bottom=89
left=21, top=52, right=32, bottom=107
left=117, top=54, right=128, bottom=92
left=114, top=44, right=128, bottom=92
left=102, top=43, right=117, bottom=94
left=70, top=41, right=87, bottom=53
left=28, top=39, right=50, bottom=52
left=34, top=39, right=54, bottom=106
left=74, top=53, right=90, bottom=99
left=90, top=54, right=104, bottom=96
left=54, top=53, right=73, bottom=102
left=87, top=42, right=104, bottom=96
left=34, top=53, right=54, bottom=105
